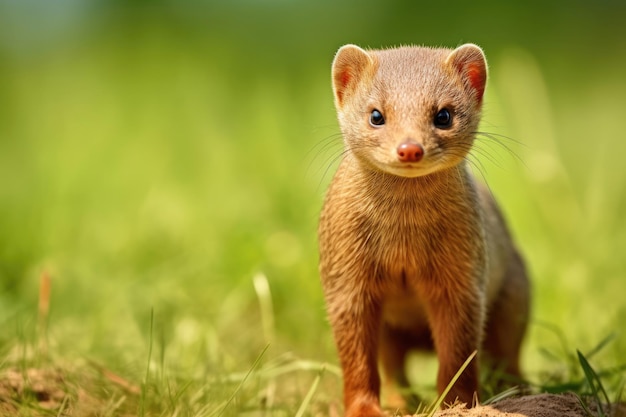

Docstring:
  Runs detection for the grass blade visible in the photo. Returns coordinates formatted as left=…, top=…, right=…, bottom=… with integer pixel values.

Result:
left=140, top=308, right=155, bottom=417
left=213, top=343, right=270, bottom=417
left=577, top=349, right=610, bottom=417
left=585, top=333, right=616, bottom=360
left=483, top=386, right=521, bottom=405
left=575, top=394, right=596, bottom=417
left=426, top=350, right=477, bottom=417
left=294, top=364, right=326, bottom=417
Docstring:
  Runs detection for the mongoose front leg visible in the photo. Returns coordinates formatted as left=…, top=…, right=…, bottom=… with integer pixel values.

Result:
left=329, top=294, right=383, bottom=417
left=426, top=287, right=484, bottom=406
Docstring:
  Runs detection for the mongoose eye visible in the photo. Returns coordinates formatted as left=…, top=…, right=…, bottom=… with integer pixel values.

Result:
left=434, top=108, right=452, bottom=129
left=369, top=109, right=385, bottom=126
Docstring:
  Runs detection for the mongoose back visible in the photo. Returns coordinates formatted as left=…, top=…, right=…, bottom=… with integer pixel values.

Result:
left=318, top=44, right=530, bottom=417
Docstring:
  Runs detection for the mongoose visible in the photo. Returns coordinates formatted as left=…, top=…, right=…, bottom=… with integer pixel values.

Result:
left=318, top=44, right=530, bottom=417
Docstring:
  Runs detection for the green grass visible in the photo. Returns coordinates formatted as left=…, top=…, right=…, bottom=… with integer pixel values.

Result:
left=1, top=2, right=626, bottom=415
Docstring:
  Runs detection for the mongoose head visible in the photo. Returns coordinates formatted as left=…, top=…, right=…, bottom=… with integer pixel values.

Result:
left=331, top=43, right=487, bottom=178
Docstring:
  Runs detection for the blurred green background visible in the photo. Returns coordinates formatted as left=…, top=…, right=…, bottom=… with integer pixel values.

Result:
left=1, top=0, right=625, bottom=413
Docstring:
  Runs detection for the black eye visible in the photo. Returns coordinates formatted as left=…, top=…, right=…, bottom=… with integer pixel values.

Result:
left=434, top=108, right=452, bottom=129
left=369, top=109, right=385, bottom=126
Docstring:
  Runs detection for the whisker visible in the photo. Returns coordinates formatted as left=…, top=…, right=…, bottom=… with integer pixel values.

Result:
left=476, top=134, right=521, bottom=156
left=454, top=164, right=468, bottom=196
left=473, top=131, right=527, bottom=168
left=305, top=128, right=352, bottom=179
left=318, top=148, right=353, bottom=190
left=313, top=136, right=344, bottom=161
left=473, top=131, right=526, bottom=147
left=470, top=144, right=505, bottom=169
left=466, top=155, right=495, bottom=198
left=316, top=142, right=382, bottom=186
left=466, top=153, right=488, bottom=181
left=305, top=133, right=343, bottom=162
left=438, top=145, right=492, bottom=190
left=314, top=146, right=344, bottom=179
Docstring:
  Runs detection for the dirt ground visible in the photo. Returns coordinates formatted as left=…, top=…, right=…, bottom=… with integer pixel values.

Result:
left=433, top=392, right=625, bottom=417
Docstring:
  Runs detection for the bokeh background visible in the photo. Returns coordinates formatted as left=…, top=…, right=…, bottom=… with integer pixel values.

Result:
left=1, top=0, right=625, bottom=414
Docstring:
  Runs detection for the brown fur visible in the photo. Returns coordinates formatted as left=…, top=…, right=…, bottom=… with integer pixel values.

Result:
left=318, top=44, right=530, bottom=417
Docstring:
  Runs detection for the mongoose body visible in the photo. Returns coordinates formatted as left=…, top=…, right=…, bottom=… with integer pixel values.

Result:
left=318, top=44, right=530, bottom=417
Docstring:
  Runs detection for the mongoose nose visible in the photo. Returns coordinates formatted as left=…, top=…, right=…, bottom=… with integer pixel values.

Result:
left=397, top=142, right=424, bottom=163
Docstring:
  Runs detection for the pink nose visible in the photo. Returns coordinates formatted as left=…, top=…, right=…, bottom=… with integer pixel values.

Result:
left=397, top=142, right=424, bottom=163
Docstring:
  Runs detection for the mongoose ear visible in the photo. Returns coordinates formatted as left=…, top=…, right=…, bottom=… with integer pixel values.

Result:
left=446, top=43, right=488, bottom=104
left=332, top=44, right=375, bottom=108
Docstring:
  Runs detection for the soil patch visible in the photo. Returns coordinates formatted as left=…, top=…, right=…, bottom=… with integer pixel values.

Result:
left=433, top=392, right=624, bottom=417
left=0, top=368, right=67, bottom=414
